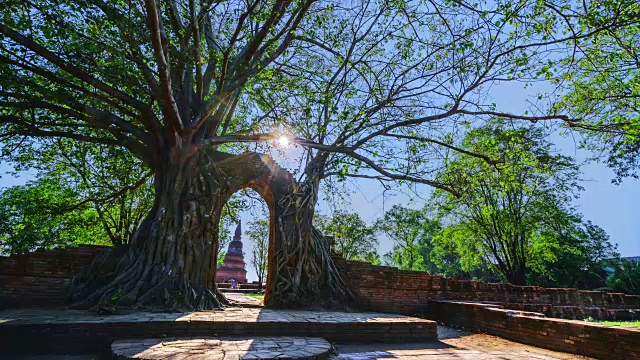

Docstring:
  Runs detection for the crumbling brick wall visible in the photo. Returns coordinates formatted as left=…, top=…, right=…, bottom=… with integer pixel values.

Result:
left=429, top=300, right=640, bottom=359
left=0, top=245, right=109, bottom=309
left=335, top=258, right=640, bottom=319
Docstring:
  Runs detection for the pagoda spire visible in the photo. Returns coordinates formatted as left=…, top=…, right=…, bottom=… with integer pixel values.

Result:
left=234, top=219, right=242, bottom=241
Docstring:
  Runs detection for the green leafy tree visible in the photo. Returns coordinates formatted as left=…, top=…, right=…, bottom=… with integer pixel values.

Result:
left=47, top=141, right=153, bottom=246
left=320, top=211, right=377, bottom=262
left=3, top=139, right=154, bottom=247
left=430, top=224, right=501, bottom=281
left=0, top=176, right=109, bottom=255
left=0, top=0, right=321, bottom=309
left=375, top=205, right=441, bottom=271
left=527, top=217, right=618, bottom=289
left=246, top=220, right=269, bottom=292
left=607, top=259, right=640, bottom=295
left=431, top=123, right=587, bottom=285
left=250, top=0, right=633, bottom=245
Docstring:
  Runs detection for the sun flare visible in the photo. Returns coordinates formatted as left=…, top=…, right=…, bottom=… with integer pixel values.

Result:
left=277, top=135, right=291, bottom=148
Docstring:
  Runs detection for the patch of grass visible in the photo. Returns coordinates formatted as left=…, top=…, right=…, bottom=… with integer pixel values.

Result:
left=584, top=317, right=640, bottom=328
left=244, top=293, right=265, bottom=298
left=598, top=321, right=640, bottom=328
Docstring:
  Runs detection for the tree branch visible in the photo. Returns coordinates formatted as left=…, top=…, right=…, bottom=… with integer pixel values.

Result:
left=144, top=0, right=183, bottom=145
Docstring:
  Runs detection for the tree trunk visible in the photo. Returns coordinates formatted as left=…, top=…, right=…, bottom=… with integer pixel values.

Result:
left=69, top=153, right=229, bottom=311
left=505, top=266, right=527, bottom=286
left=264, top=164, right=351, bottom=308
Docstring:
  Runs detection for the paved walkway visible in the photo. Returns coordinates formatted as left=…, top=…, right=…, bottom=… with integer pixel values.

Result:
left=112, top=337, right=330, bottom=360
left=0, top=307, right=429, bottom=325
left=336, top=349, right=566, bottom=359
left=0, top=309, right=589, bottom=359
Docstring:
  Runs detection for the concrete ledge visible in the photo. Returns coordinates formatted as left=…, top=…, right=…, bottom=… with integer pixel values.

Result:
left=429, top=300, right=640, bottom=360
left=0, top=307, right=437, bottom=355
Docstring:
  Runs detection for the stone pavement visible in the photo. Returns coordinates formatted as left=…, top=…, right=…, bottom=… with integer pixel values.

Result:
left=0, top=307, right=436, bottom=354
left=112, top=337, right=330, bottom=360
left=0, top=307, right=431, bottom=325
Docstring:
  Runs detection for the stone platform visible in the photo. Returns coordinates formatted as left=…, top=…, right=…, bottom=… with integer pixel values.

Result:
left=112, top=337, right=331, bottom=360
left=0, top=307, right=436, bottom=355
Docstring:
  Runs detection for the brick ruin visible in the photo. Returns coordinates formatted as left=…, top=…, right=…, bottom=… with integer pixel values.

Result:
left=428, top=301, right=640, bottom=359
left=0, top=245, right=108, bottom=308
left=3, top=246, right=639, bottom=319
left=335, top=257, right=640, bottom=320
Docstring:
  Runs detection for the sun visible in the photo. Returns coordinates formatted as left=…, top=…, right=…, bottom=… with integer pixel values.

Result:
left=277, top=135, right=291, bottom=148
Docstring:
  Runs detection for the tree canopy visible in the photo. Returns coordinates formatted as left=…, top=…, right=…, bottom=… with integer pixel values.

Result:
left=553, top=2, right=640, bottom=182
left=0, top=175, right=109, bottom=255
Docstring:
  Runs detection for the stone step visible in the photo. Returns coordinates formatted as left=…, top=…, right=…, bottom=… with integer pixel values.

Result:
left=111, top=336, right=331, bottom=360
left=220, top=288, right=263, bottom=293
left=0, top=307, right=437, bottom=355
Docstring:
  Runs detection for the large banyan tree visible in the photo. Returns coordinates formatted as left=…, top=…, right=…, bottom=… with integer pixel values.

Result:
left=0, top=0, right=635, bottom=310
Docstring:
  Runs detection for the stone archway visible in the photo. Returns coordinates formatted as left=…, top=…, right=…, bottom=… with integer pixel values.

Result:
left=209, top=151, right=347, bottom=307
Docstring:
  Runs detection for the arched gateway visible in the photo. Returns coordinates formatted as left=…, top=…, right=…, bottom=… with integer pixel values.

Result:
left=69, top=150, right=347, bottom=310
left=210, top=151, right=346, bottom=307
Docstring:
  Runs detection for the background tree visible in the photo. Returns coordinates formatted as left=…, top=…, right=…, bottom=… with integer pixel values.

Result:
left=2, top=138, right=154, bottom=248
left=246, top=219, right=269, bottom=292
left=375, top=205, right=441, bottom=271
left=430, top=123, right=586, bottom=285
left=527, top=217, right=618, bottom=289
left=429, top=224, right=502, bottom=281
left=607, top=259, right=640, bottom=295
left=0, top=176, right=108, bottom=255
left=317, top=211, right=377, bottom=262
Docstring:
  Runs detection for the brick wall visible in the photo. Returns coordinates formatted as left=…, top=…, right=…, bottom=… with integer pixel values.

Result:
left=3, top=246, right=640, bottom=321
left=429, top=300, right=640, bottom=359
left=0, top=245, right=109, bottom=309
left=336, top=258, right=640, bottom=319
